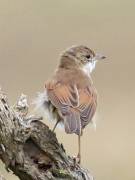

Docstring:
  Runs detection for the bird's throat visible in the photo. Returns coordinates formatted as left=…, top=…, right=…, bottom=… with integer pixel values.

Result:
left=83, top=61, right=97, bottom=76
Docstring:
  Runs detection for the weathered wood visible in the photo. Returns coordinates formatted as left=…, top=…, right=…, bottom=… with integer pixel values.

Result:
left=0, top=90, right=94, bottom=180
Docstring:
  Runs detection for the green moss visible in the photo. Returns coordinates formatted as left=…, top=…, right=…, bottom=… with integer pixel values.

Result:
left=52, top=169, right=75, bottom=179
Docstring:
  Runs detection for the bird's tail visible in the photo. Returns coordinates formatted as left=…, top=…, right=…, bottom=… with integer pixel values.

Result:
left=64, top=107, right=81, bottom=135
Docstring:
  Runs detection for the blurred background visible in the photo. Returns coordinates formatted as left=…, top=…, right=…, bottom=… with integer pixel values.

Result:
left=0, top=0, right=135, bottom=179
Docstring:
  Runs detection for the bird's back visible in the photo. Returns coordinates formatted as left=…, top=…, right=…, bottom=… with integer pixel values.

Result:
left=51, top=67, right=93, bottom=89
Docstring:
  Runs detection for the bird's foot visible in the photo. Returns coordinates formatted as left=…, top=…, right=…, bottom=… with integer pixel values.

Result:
left=77, top=153, right=81, bottom=164
left=73, top=154, right=81, bottom=168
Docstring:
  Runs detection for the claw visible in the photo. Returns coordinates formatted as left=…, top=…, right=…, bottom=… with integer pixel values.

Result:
left=73, top=154, right=81, bottom=168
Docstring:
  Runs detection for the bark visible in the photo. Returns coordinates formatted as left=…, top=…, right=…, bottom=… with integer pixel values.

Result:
left=0, top=90, right=94, bottom=180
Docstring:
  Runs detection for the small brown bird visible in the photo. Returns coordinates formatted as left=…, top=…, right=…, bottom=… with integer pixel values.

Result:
left=35, top=45, right=106, bottom=164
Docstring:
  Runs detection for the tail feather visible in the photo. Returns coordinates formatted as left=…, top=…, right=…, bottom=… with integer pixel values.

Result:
left=64, top=108, right=81, bottom=135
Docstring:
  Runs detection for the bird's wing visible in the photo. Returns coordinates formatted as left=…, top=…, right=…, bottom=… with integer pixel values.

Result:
left=46, top=81, right=97, bottom=134
left=46, top=81, right=79, bottom=108
left=46, top=81, right=81, bottom=135
left=78, top=86, right=97, bottom=128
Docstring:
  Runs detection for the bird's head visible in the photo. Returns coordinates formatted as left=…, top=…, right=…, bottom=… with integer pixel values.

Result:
left=60, top=45, right=106, bottom=73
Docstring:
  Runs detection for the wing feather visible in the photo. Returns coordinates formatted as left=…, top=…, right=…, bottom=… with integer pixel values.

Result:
left=46, top=81, right=97, bottom=133
left=78, top=87, right=97, bottom=128
left=46, top=82, right=81, bottom=134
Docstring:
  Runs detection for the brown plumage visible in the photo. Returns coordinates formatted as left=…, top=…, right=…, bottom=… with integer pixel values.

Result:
left=36, top=45, right=106, bottom=164
left=45, top=67, right=97, bottom=135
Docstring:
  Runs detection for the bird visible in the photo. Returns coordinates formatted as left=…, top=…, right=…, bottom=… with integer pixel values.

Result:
left=35, top=45, right=106, bottom=164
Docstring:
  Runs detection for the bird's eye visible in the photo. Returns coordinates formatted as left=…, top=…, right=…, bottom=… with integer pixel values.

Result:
left=86, top=55, right=90, bottom=59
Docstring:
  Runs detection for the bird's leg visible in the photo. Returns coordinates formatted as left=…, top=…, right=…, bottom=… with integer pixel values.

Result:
left=73, top=130, right=83, bottom=165
left=77, top=134, right=81, bottom=164
left=52, top=120, right=59, bottom=132
left=73, top=131, right=83, bottom=167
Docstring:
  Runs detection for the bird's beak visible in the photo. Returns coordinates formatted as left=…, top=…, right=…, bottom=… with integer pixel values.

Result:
left=95, top=53, right=106, bottom=61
